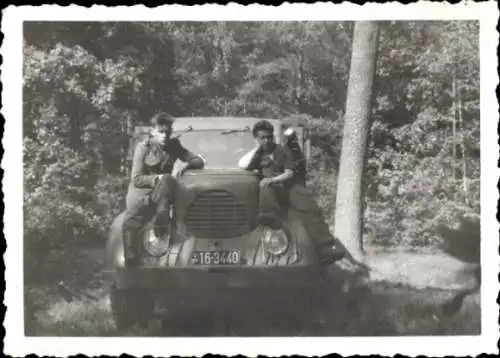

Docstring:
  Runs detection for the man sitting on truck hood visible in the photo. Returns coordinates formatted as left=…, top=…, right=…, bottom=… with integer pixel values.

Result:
left=238, top=119, right=295, bottom=226
left=122, top=112, right=205, bottom=267
left=239, top=120, right=345, bottom=265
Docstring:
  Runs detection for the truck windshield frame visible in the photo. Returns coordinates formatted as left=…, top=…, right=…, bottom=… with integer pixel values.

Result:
left=174, top=129, right=256, bottom=169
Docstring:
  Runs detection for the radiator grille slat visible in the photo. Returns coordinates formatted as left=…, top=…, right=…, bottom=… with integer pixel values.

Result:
left=185, top=190, right=249, bottom=238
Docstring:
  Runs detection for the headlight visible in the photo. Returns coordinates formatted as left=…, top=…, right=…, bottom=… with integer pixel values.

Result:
left=262, top=228, right=289, bottom=256
left=143, top=228, right=171, bottom=257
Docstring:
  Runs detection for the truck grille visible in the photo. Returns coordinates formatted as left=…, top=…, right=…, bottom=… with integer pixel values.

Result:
left=184, top=190, right=249, bottom=238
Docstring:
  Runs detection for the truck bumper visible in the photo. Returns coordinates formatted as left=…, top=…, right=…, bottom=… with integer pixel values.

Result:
left=102, top=265, right=330, bottom=291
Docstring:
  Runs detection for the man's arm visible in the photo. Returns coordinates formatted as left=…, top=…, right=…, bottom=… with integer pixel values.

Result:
left=238, top=147, right=260, bottom=170
left=175, top=138, right=206, bottom=169
left=268, top=147, right=295, bottom=184
left=131, top=141, right=161, bottom=188
left=270, top=168, right=295, bottom=184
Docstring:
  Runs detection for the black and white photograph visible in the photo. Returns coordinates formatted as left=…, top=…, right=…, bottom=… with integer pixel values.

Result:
left=2, top=2, right=499, bottom=357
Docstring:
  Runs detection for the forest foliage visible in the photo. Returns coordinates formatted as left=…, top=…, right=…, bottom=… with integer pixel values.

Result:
left=22, top=21, right=480, bottom=269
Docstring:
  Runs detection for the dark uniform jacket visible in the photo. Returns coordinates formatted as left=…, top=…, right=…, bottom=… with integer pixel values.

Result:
left=246, top=144, right=294, bottom=178
left=245, top=144, right=301, bottom=194
left=126, top=136, right=190, bottom=209
left=247, top=143, right=308, bottom=188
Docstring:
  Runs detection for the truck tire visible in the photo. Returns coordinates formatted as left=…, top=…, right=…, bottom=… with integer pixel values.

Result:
left=110, top=284, right=155, bottom=331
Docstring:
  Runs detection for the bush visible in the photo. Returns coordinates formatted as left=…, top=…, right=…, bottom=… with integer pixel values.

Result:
left=300, top=111, right=479, bottom=251
left=290, top=114, right=343, bottom=225
left=306, top=165, right=338, bottom=226
left=23, top=136, right=130, bottom=281
left=362, top=111, right=479, bottom=249
left=94, top=174, right=129, bottom=232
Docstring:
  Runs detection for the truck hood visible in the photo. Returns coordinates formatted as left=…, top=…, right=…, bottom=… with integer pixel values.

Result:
left=174, top=169, right=260, bottom=238
left=178, top=168, right=259, bottom=188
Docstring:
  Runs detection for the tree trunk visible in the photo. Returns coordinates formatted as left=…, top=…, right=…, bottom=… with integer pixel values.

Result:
left=334, top=21, right=380, bottom=262
left=458, top=80, right=469, bottom=205
left=452, top=69, right=457, bottom=181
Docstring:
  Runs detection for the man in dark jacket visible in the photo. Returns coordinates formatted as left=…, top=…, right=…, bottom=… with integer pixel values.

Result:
left=123, top=112, right=205, bottom=267
left=239, top=120, right=344, bottom=265
left=238, top=120, right=295, bottom=225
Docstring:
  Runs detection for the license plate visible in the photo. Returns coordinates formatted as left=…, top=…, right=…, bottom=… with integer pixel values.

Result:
left=191, top=250, right=241, bottom=266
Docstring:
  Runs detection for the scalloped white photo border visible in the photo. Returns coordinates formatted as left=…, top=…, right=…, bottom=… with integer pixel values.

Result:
left=2, top=2, right=499, bottom=357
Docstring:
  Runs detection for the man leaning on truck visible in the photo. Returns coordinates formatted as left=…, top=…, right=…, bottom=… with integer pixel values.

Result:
left=122, top=112, right=205, bottom=267
left=238, top=120, right=345, bottom=265
left=238, top=120, right=296, bottom=224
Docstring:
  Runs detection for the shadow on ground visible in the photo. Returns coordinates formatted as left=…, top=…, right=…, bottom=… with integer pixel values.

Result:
left=24, top=248, right=481, bottom=337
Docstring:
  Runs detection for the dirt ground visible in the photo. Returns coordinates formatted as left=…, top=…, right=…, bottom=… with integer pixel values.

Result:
left=24, top=247, right=481, bottom=337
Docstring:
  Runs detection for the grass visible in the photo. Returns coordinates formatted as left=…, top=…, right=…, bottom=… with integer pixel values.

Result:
left=27, top=287, right=116, bottom=336
left=24, top=246, right=481, bottom=337
left=365, top=249, right=476, bottom=290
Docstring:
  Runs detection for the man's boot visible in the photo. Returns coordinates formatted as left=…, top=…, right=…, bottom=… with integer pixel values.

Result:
left=153, top=209, right=171, bottom=237
left=151, top=175, right=174, bottom=237
left=123, top=228, right=140, bottom=268
left=153, top=192, right=171, bottom=237
left=317, top=240, right=346, bottom=266
left=258, top=184, right=288, bottom=229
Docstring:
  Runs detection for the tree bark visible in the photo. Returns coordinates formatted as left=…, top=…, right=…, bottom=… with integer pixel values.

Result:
left=452, top=69, right=457, bottom=181
left=334, top=21, right=380, bottom=262
left=458, top=80, right=469, bottom=205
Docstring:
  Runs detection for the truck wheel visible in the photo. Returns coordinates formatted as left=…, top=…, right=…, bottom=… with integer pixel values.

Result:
left=110, top=284, right=155, bottom=331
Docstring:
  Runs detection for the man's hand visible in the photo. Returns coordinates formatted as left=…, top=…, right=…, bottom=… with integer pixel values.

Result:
left=260, top=178, right=276, bottom=188
left=175, top=163, right=190, bottom=178
left=173, top=155, right=205, bottom=179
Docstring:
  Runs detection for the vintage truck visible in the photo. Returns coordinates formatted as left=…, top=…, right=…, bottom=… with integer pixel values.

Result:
left=102, top=116, right=343, bottom=329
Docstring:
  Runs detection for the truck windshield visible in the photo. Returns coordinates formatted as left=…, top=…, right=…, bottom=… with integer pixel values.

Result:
left=175, top=130, right=256, bottom=169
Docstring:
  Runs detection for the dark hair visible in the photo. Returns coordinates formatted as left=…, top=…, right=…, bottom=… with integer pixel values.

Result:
left=252, top=120, right=274, bottom=137
left=150, top=112, right=175, bottom=127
